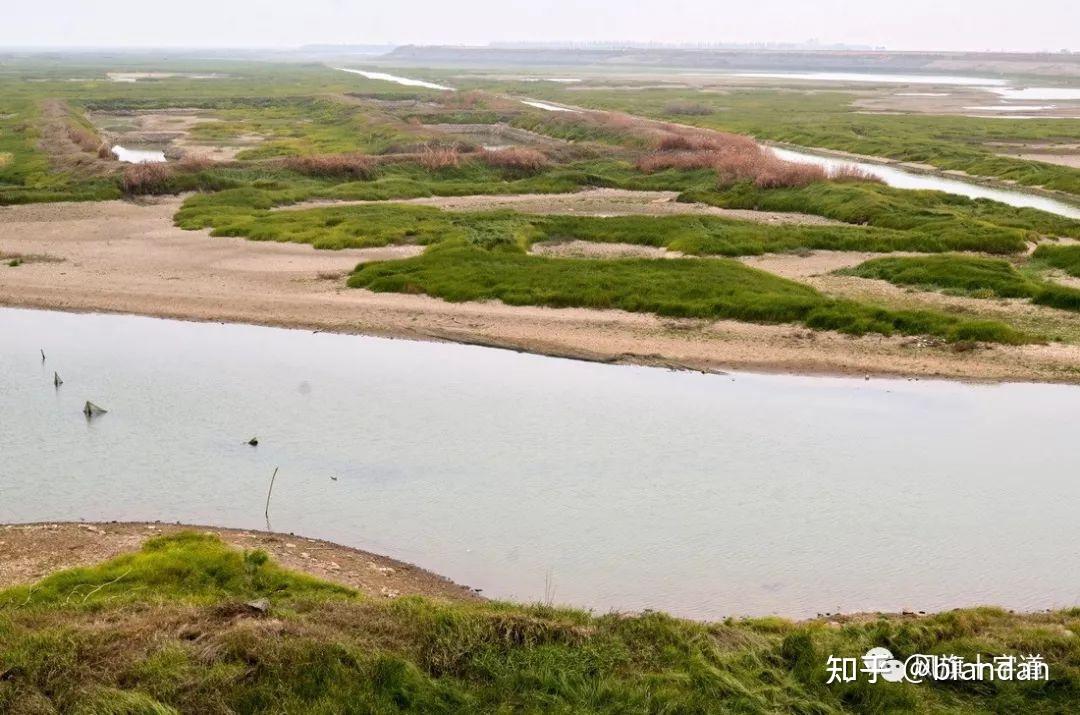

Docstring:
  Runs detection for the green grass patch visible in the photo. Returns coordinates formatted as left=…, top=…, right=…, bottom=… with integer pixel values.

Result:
left=348, top=240, right=1030, bottom=343
left=683, top=180, right=1079, bottom=250
left=1, top=533, right=1078, bottom=713
left=842, top=254, right=1080, bottom=312
left=177, top=193, right=1045, bottom=257
left=0, top=532, right=350, bottom=610
left=1032, top=243, right=1080, bottom=278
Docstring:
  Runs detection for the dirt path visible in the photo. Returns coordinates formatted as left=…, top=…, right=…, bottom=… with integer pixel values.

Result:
left=0, top=522, right=479, bottom=602
left=2, top=197, right=1080, bottom=383
left=275, top=188, right=841, bottom=225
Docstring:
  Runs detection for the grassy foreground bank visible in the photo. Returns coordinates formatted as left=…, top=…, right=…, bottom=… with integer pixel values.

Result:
left=0, top=533, right=1076, bottom=713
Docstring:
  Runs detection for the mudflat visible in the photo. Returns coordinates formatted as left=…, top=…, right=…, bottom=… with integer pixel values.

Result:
left=2, top=197, right=1079, bottom=382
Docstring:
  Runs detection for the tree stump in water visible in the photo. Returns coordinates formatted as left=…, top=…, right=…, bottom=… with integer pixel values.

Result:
left=83, top=401, right=107, bottom=417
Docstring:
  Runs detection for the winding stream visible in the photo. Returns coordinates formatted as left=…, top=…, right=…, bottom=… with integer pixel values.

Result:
left=770, top=146, right=1080, bottom=219
left=3, top=307, right=1079, bottom=620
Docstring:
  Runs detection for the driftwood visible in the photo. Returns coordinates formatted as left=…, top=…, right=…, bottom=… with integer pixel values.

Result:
left=83, top=401, right=107, bottom=417
left=264, top=467, right=279, bottom=521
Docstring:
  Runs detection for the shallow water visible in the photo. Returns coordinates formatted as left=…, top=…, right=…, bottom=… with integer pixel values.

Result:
left=3, top=308, right=1080, bottom=619
left=771, top=146, right=1080, bottom=219
left=732, top=71, right=1007, bottom=86
left=111, top=145, right=167, bottom=164
left=993, top=87, right=1080, bottom=101
left=964, top=105, right=1057, bottom=112
left=520, top=100, right=579, bottom=113
left=333, top=67, right=453, bottom=91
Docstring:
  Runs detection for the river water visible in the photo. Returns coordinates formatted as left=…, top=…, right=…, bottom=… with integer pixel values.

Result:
left=111, top=145, right=167, bottom=164
left=332, top=67, right=453, bottom=91
left=731, top=72, right=1008, bottom=86
left=770, top=146, right=1080, bottom=220
left=3, top=308, right=1079, bottom=619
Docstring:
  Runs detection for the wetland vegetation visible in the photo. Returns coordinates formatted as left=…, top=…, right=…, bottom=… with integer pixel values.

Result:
left=2, top=532, right=1077, bottom=714
left=3, top=46, right=1080, bottom=712
left=2, top=54, right=1079, bottom=359
left=843, top=254, right=1080, bottom=312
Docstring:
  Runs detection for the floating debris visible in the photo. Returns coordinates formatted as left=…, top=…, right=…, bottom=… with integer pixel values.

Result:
left=83, top=401, right=107, bottom=417
left=248, top=437, right=259, bottom=446
left=53, top=371, right=63, bottom=387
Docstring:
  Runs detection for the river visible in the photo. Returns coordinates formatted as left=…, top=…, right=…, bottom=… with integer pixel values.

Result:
left=770, top=146, right=1080, bottom=219
left=3, top=307, right=1079, bottom=619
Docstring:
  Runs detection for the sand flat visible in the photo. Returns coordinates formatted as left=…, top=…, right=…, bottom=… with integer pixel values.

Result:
left=1, top=197, right=1078, bottom=382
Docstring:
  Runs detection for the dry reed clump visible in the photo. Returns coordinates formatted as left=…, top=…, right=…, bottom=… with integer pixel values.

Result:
left=477, top=147, right=550, bottom=173
left=283, top=153, right=377, bottom=179
left=438, top=90, right=484, bottom=109
left=417, top=146, right=461, bottom=170
left=67, top=125, right=111, bottom=158
left=120, top=162, right=174, bottom=195
left=175, top=155, right=215, bottom=172
left=663, top=101, right=714, bottom=116
left=638, top=130, right=828, bottom=189
left=829, top=165, right=885, bottom=184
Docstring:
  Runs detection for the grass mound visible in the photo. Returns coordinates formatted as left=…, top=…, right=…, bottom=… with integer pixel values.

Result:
left=683, top=181, right=1079, bottom=250
left=348, top=240, right=1031, bottom=343
left=843, top=254, right=1080, bottom=312
left=177, top=196, right=1038, bottom=258
left=1033, top=243, right=1080, bottom=278
left=1, top=533, right=1078, bottom=713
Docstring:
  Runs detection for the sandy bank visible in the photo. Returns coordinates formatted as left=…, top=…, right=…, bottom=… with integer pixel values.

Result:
left=1, top=197, right=1079, bottom=383
left=0, top=522, right=479, bottom=602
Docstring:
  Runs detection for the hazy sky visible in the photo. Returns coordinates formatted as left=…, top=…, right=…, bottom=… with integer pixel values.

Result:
left=2, top=0, right=1077, bottom=52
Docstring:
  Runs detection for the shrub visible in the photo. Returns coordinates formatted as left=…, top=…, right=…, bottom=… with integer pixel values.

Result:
left=120, top=163, right=174, bottom=195
left=829, top=165, right=884, bottom=184
left=439, top=90, right=484, bottom=109
left=67, top=124, right=108, bottom=156
left=283, top=153, right=377, bottom=179
left=477, top=147, right=550, bottom=174
left=663, top=101, right=714, bottom=116
left=637, top=148, right=826, bottom=189
left=417, top=146, right=461, bottom=170
left=176, top=155, right=215, bottom=172
left=655, top=131, right=757, bottom=153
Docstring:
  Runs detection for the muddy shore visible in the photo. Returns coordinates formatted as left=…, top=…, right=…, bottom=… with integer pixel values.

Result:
left=0, top=522, right=479, bottom=602
left=1, top=196, right=1079, bottom=383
